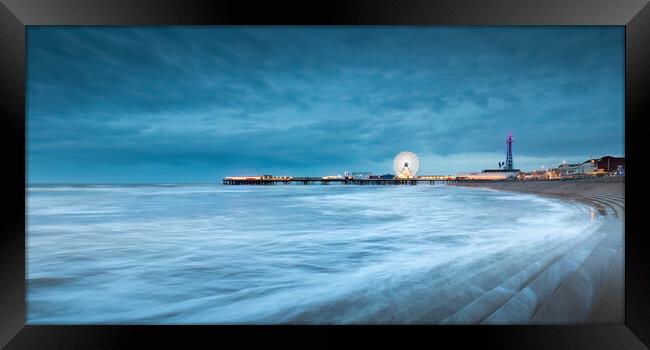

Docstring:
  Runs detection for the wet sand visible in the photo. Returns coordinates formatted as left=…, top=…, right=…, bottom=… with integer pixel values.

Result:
left=450, top=176, right=624, bottom=324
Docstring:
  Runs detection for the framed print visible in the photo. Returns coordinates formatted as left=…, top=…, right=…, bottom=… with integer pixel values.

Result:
left=1, top=0, right=649, bottom=348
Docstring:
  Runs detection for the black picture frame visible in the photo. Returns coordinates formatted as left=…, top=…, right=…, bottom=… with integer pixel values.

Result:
left=1, top=0, right=648, bottom=348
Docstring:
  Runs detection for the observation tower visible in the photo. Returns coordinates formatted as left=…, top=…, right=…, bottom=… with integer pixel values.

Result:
left=505, top=131, right=513, bottom=170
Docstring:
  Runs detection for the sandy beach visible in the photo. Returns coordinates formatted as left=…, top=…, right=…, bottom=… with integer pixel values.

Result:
left=451, top=177, right=624, bottom=218
left=450, top=176, right=624, bottom=324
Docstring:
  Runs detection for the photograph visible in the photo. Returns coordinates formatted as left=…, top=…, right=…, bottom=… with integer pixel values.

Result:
left=26, top=26, right=625, bottom=325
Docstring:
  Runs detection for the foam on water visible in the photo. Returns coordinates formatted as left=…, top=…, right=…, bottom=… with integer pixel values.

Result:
left=26, top=184, right=603, bottom=324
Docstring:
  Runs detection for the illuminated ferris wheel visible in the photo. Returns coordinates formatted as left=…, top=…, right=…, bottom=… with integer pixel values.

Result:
left=393, top=151, right=420, bottom=179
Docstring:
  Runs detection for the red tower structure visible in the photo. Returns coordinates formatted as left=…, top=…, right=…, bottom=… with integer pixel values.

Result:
left=505, top=131, right=513, bottom=170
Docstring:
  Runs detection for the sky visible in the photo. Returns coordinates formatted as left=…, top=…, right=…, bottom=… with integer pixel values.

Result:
left=26, top=26, right=624, bottom=183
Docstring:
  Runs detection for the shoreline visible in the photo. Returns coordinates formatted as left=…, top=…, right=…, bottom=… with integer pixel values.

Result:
left=448, top=176, right=624, bottom=218
left=449, top=177, right=624, bottom=324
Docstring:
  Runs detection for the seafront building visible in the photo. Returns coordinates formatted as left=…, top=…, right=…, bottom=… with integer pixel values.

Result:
left=455, top=171, right=516, bottom=180
left=596, top=156, right=625, bottom=173
left=559, top=163, right=582, bottom=176
left=518, top=167, right=561, bottom=180
left=580, top=159, right=598, bottom=174
left=557, top=156, right=625, bottom=178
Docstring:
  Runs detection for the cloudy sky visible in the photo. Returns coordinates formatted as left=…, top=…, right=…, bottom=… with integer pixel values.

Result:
left=27, top=26, right=624, bottom=183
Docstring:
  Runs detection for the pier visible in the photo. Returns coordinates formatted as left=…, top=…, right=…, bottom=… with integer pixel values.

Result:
left=222, top=177, right=458, bottom=186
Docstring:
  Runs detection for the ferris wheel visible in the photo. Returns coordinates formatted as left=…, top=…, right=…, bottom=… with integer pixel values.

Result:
left=393, top=151, right=420, bottom=179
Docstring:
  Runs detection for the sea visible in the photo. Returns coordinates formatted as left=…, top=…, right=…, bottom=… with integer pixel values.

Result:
left=26, top=183, right=604, bottom=324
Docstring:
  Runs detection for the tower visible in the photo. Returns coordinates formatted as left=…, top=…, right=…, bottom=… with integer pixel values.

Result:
left=505, top=131, right=513, bottom=170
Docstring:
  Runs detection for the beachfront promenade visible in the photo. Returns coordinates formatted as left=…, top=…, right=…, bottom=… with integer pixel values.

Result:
left=449, top=176, right=624, bottom=324
left=452, top=176, right=624, bottom=216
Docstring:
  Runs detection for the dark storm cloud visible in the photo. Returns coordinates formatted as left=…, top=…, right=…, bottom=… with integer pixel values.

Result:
left=27, top=27, right=624, bottom=183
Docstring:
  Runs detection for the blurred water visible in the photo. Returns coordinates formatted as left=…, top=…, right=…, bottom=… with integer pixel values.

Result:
left=26, top=184, right=602, bottom=324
